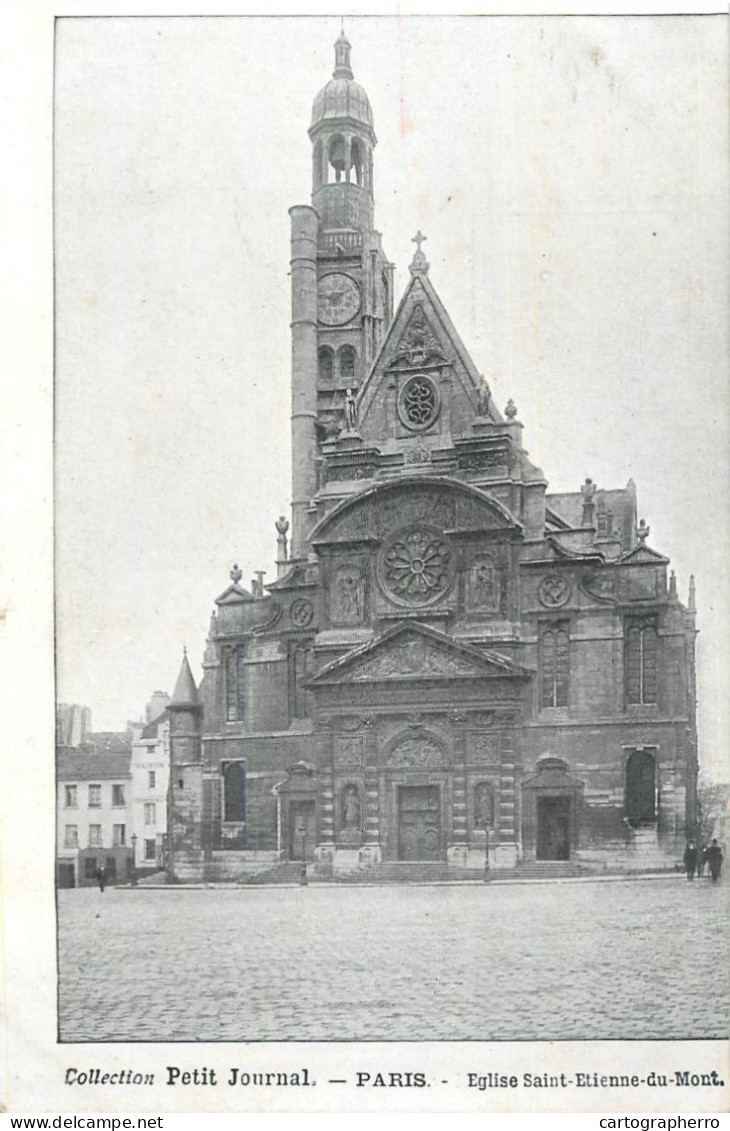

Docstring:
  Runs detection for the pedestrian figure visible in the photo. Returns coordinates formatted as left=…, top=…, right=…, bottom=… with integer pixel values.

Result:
left=96, top=863, right=106, bottom=894
left=706, top=838, right=723, bottom=882
left=697, top=844, right=707, bottom=878
left=683, top=840, right=698, bottom=880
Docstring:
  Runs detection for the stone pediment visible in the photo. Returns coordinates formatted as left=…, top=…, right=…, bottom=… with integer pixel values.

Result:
left=267, top=562, right=320, bottom=590
left=310, top=477, right=521, bottom=547
left=215, top=582, right=254, bottom=606
left=308, top=622, right=530, bottom=685
left=619, top=544, right=669, bottom=565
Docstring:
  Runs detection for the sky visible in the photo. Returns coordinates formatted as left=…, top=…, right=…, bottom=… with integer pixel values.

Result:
left=53, top=14, right=728, bottom=776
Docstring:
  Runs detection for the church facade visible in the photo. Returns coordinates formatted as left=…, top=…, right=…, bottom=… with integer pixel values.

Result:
left=166, top=33, right=698, bottom=880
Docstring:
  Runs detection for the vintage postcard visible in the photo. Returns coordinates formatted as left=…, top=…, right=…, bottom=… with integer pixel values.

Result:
left=1, top=2, right=728, bottom=1118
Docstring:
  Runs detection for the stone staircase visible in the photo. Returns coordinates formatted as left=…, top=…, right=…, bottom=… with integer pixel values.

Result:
left=509, top=860, right=594, bottom=880
left=243, top=861, right=306, bottom=885
left=330, top=861, right=487, bottom=884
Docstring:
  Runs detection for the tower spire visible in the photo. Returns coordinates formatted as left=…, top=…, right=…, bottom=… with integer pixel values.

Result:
left=333, top=27, right=353, bottom=79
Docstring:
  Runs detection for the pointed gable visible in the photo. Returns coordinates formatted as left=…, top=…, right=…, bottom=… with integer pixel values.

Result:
left=355, top=269, right=502, bottom=446
left=619, top=544, right=670, bottom=565
left=308, top=621, right=531, bottom=685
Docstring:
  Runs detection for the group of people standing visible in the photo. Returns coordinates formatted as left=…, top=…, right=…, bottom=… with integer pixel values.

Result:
left=683, top=838, right=723, bottom=881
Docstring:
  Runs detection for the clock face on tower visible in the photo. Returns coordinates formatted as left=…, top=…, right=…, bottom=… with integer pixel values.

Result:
left=317, top=273, right=361, bottom=326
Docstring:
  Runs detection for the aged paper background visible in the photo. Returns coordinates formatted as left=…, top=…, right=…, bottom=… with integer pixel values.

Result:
left=0, top=0, right=728, bottom=1117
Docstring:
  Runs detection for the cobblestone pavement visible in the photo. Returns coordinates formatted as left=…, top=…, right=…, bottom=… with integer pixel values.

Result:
left=58, top=877, right=728, bottom=1042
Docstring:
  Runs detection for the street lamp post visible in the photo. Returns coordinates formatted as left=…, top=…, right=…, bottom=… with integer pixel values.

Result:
left=300, top=828, right=308, bottom=886
left=484, top=824, right=492, bottom=883
left=130, top=834, right=138, bottom=887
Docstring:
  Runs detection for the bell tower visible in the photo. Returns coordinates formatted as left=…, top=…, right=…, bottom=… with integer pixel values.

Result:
left=289, top=30, right=394, bottom=559
left=310, top=29, right=375, bottom=233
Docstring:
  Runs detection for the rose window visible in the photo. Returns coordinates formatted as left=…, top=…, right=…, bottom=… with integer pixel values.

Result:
left=380, top=526, right=454, bottom=605
left=398, top=375, right=439, bottom=431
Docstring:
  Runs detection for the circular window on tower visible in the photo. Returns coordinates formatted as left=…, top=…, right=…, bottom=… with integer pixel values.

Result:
left=397, top=374, right=440, bottom=432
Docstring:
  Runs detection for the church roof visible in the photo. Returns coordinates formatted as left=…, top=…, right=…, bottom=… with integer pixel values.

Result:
left=171, top=650, right=200, bottom=708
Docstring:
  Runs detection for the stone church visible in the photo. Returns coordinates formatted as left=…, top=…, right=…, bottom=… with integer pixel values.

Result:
left=166, top=32, right=698, bottom=880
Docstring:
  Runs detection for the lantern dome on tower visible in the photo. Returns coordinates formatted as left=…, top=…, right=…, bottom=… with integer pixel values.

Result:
left=310, top=30, right=374, bottom=135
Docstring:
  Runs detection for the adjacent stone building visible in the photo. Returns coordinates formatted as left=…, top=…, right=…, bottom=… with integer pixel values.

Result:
left=167, top=32, right=698, bottom=880
left=56, top=746, right=134, bottom=887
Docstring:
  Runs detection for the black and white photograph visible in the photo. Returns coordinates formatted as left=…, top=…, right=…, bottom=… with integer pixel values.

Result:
left=2, top=3, right=729, bottom=1117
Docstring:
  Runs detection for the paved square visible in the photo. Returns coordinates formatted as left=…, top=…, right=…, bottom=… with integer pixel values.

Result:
left=58, top=878, right=728, bottom=1042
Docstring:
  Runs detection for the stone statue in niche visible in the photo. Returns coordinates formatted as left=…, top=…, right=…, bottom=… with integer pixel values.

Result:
left=342, top=785, right=361, bottom=829
left=339, top=784, right=362, bottom=844
left=469, top=555, right=500, bottom=612
left=333, top=567, right=363, bottom=625
left=474, top=781, right=494, bottom=829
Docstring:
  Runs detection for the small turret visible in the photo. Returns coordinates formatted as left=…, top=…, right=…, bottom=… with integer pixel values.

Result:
left=168, top=648, right=202, bottom=766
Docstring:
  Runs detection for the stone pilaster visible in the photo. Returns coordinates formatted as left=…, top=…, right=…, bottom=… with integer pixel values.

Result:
left=494, top=720, right=519, bottom=867
left=449, top=717, right=468, bottom=852
left=362, top=717, right=380, bottom=846
left=316, top=726, right=335, bottom=845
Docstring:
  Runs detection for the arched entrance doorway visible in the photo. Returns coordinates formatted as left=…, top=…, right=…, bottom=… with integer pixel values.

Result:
left=384, top=731, right=449, bottom=862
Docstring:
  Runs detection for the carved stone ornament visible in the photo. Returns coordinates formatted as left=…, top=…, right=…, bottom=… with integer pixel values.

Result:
left=348, top=634, right=483, bottom=681
left=471, top=711, right=496, bottom=728
left=392, top=304, right=446, bottom=368
left=388, top=735, right=446, bottom=770
left=376, top=492, right=455, bottom=537
left=397, top=375, right=440, bottom=431
left=581, top=568, right=618, bottom=604
left=404, top=444, right=431, bottom=465
left=539, top=574, right=571, bottom=608
left=289, top=597, right=314, bottom=627
left=471, top=733, right=499, bottom=762
left=379, top=526, right=455, bottom=606
left=335, top=737, right=364, bottom=767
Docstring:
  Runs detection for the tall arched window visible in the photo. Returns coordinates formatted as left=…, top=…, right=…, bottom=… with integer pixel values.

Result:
left=289, top=642, right=313, bottom=721
left=224, top=647, right=244, bottom=722
left=318, top=346, right=334, bottom=382
left=223, top=761, right=246, bottom=824
left=625, top=620, right=658, bottom=704
left=338, top=345, right=356, bottom=381
left=540, top=622, right=570, bottom=708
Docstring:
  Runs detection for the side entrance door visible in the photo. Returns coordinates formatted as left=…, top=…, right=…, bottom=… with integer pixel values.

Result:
left=398, top=785, right=441, bottom=861
left=288, top=800, right=316, bottom=861
left=536, top=796, right=571, bottom=860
